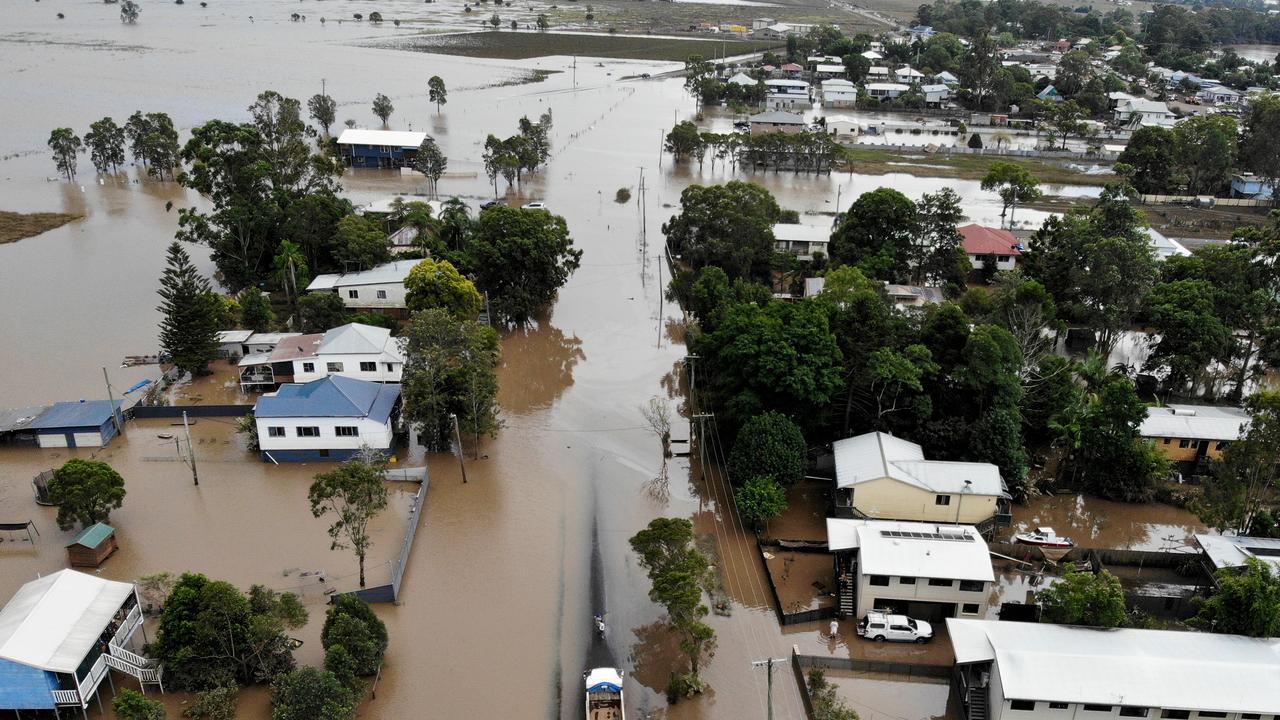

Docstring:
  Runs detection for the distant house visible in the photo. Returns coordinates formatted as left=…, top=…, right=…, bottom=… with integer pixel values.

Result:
left=726, top=71, right=758, bottom=87
left=759, top=22, right=815, bottom=38
left=920, top=83, right=950, bottom=106
left=763, top=79, right=810, bottom=109
left=884, top=284, right=945, bottom=308
left=1232, top=172, right=1275, bottom=199
left=934, top=70, right=959, bottom=86
left=1108, top=90, right=1135, bottom=107
left=0, top=570, right=159, bottom=716
left=336, top=129, right=429, bottom=169
left=906, top=25, right=935, bottom=40
left=821, top=79, right=858, bottom=108
left=814, top=63, right=847, bottom=79
left=1143, top=227, right=1191, bottom=260
left=824, top=115, right=861, bottom=141
left=239, top=323, right=406, bottom=389
left=778, top=62, right=805, bottom=78
left=893, top=65, right=925, bottom=83
left=749, top=110, right=807, bottom=135
left=28, top=400, right=121, bottom=449
left=253, top=375, right=402, bottom=462
left=1114, top=98, right=1173, bottom=124
left=1196, top=533, right=1280, bottom=575
left=864, top=82, right=910, bottom=100
left=861, top=50, right=883, bottom=61
left=216, top=330, right=303, bottom=359
left=66, top=523, right=118, bottom=568
left=306, top=259, right=418, bottom=316
left=949, top=619, right=1280, bottom=720
left=1036, top=85, right=1063, bottom=102
left=751, top=17, right=775, bottom=30
left=959, top=224, right=1022, bottom=272
left=772, top=223, right=831, bottom=260
left=866, top=66, right=891, bottom=81
left=1140, top=404, right=1248, bottom=463
left=827, top=518, right=995, bottom=620
left=831, top=431, right=1010, bottom=526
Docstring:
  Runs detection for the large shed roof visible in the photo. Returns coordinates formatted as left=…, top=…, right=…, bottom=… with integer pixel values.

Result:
left=254, top=376, right=400, bottom=422
left=336, top=129, right=429, bottom=148
left=0, top=570, right=134, bottom=673
left=1140, top=404, right=1248, bottom=442
left=28, top=401, right=120, bottom=430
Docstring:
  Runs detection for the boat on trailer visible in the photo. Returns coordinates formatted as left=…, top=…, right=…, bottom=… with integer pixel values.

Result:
left=1013, top=526, right=1075, bottom=549
left=584, top=667, right=625, bottom=720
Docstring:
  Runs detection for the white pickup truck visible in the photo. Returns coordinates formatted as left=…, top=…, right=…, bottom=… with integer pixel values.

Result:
left=857, top=610, right=933, bottom=643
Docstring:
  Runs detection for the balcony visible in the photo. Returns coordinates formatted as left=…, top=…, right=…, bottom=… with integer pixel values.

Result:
left=110, top=603, right=142, bottom=650
left=240, top=366, right=277, bottom=386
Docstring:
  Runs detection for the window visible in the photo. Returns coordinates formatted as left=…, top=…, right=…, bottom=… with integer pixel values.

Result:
left=327, top=362, right=344, bottom=373
left=1010, top=701, right=1037, bottom=712
left=348, top=289, right=359, bottom=299
left=1241, top=715, right=1262, bottom=719
left=960, top=580, right=984, bottom=592
left=302, top=362, right=315, bottom=373
left=961, top=603, right=980, bottom=615
left=267, top=427, right=286, bottom=438
left=927, top=578, right=952, bottom=587
left=1120, top=708, right=1149, bottom=717
left=898, top=576, right=916, bottom=585
left=385, top=363, right=395, bottom=372
left=935, top=495, right=952, bottom=506
left=360, top=362, right=376, bottom=372
left=1197, top=714, right=1227, bottom=718
left=296, top=426, right=320, bottom=437
left=868, top=575, right=889, bottom=586
left=1163, top=438, right=1171, bottom=445
left=1050, top=703, right=1070, bottom=710
left=1083, top=706, right=1113, bottom=713
left=335, top=426, right=359, bottom=437
left=1161, top=711, right=1190, bottom=719
left=1178, top=438, right=1190, bottom=448
left=1215, top=441, right=1227, bottom=451
left=377, top=290, right=388, bottom=299
left=997, top=255, right=1011, bottom=262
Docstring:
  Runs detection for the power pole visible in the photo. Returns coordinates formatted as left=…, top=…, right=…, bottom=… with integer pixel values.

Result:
left=102, top=367, right=123, bottom=434
left=751, top=657, right=787, bottom=720
left=451, top=413, right=468, bottom=484
left=182, top=411, right=198, bottom=486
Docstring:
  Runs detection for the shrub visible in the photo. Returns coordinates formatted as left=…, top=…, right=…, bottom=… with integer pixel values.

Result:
left=321, top=596, right=388, bottom=676
left=727, top=412, right=806, bottom=486
left=615, top=187, right=632, bottom=203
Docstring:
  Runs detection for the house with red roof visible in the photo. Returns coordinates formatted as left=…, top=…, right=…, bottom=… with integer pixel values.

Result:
left=958, top=224, right=1022, bottom=273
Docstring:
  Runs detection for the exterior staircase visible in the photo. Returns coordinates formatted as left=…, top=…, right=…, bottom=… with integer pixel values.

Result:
left=107, top=604, right=166, bottom=693
left=966, top=685, right=989, bottom=720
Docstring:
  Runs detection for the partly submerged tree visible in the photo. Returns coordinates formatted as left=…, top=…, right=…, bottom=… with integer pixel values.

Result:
left=463, top=205, right=581, bottom=324
left=308, top=94, right=337, bottom=137
left=157, top=241, right=221, bottom=377
left=308, top=454, right=391, bottom=588
left=735, top=475, right=788, bottom=530
left=401, top=308, right=501, bottom=451
left=371, top=93, right=394, bottom=126
left=727, top=411, right=807, bottom=486
left=120, top=0, right=140, bottom=23
left=270, top=666, right=356, bottom=720
left=85, top=117, right=126, bottom=174
left=48, top=458, right=126, bottom=531
left=428, top=75, right=448, bottom=113
left=413, top=138, right=447, bottom=197
left=113, top=689, right=165, bottom=720
left=47, top=128, right=82, bottom=181
left=321, top=596, right=389, bottom=676
left=980, top=162, right=1041, bottom=229
left=1035, top=563, right=1127, bottom=627
left=1191, top=557, right=1280, bottom=637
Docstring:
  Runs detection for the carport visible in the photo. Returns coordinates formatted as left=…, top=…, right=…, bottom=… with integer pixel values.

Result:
left=27, top=400, right=122, bottom=449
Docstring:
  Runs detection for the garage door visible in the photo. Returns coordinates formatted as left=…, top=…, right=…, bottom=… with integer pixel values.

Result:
left=73, top=432, right=103, bottom=448
left=38, top=433, right=69, bottom=448
left=873, top=598, right=956, bottom=622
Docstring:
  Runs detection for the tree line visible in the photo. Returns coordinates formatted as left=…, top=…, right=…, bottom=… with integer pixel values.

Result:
left=47, top=111, right=180, bottom=181
left=665, top=122, right=844, bottom=175
left=482, top=111, right=553, bottom=194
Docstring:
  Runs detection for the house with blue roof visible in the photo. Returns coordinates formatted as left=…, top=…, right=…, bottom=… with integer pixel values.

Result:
left=253, top=375, right=401, bottom=462
left=28, top=400, right=122, bottom=449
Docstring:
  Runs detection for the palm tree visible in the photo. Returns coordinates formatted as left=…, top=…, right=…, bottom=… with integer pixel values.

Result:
left=273, top=240, right=309, bottom=311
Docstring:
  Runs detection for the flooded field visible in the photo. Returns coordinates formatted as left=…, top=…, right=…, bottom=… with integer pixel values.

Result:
left=0, top=2, right=1115, bottom=719
left=764, top=551, right=836, bottom=614
left=1008, top=493, right=1206, bottom=551
left=818, top=670, right=960, bottom=720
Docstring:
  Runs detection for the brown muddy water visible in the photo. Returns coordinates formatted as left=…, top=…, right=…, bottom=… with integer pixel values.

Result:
left=1007, top=493, right=1206, bottom=552
left=0, top=4, right=1108, bottom=719
left=818, top=670, right=960, bottom=720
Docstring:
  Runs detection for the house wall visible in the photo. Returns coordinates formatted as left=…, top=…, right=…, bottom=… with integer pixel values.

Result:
left=1149, top=436, right=1228, bottom=462
left=993, top=699, right=1262, bottom=720
left=765, top=95, right=811, bottom=109
left=824, top=91, right=858, bottom=107
left=35, top=419, right=113, bottom=449
left=256, top=415, right=395, bottom=459
left=341, top=144, right=417, bottom=169
left=292, top=354, right=403, bottom=383
left=967, top=253, right=1019, bottom=271
left=989, top=662, right=1007, bottom=720
left=752, top=122, right=806, bottom=136
left=853, top=563, right=991, bottom=618
left=328, top=280, right=408, bottom=310
left=849, top=477, right=999, bottom=524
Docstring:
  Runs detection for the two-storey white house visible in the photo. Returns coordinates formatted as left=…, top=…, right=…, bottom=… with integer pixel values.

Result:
left=826, top=518, right=995, bottom=620
left=772, top=223, right=831, bottom=260
left=306, top=259, right=418, bottom=317
left=253, top=375, right=401, bottom=462
left=239, top=323, right=405, bottom=389
left=949, top=619, right=1280, bottom=720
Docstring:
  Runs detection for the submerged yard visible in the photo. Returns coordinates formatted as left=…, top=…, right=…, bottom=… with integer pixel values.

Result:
left=0, top=210, right=80, bottom=244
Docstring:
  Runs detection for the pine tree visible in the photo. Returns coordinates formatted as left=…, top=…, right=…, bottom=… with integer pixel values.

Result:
left=157, top=242, right=220, bottom=376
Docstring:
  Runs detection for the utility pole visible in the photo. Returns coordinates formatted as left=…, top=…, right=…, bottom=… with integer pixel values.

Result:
left=751, top=657, right=787, bottom=720
left=573, top=55, right=577, bottom=88
left=102, top=367, right=123, bottom=434
left=182, top=411, right=198, bottom=486
left=658, top=128, right=665, bottom=170
left=451, top=413, right=468, bottom=484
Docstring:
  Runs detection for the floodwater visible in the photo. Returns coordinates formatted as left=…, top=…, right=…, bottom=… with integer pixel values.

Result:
left=1229, top=44, right=1280, bottom=64
left=0, top=3, right=1107, bottom=719
left=819, top=670, right=960, bottom=720
left=1008, top=493, right=1206, bottom=551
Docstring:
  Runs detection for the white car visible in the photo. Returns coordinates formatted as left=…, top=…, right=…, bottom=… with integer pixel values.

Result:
left=857, top=611, right=933, bottom=643
left=522, top=201, right=547, bottom=210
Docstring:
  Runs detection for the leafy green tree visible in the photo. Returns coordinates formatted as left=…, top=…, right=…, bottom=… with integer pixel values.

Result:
left=980, top=162, right=1041, bottom=229
left=428, top=75, right=448, bottom=113
left=664, top=121, right=704, bottom=162
left=914, top=188, right=968, bottom=289
left=488, top=12, right=502, bottom=27
left=1075, top=377, right=1170, bottom=501
left=371, top=93, right=394, bottom=126
left=437, top=197, right=473, bottom=251
left=1196, top=392, right=1280, bottom=533
left=183, top=686, right=237, bottom=720
left=661, top=181, right=782, bottom=281
left=1035, top=563, right=1127, bottom=627
left=1242, top=94, right=1280, bottom=206
left=1144, top=278, right=1233, bottom=393
left=960, top=31, right=1000, bottom=109
left=271, top=666, right=356, bottom=720
left=323, top=645, right=358, bottom=691
left=867, top=345, right=938, bottom=426
left=629, top=518, right=716, bottom=693
left=298, top=292, right=348, bottom=332
left=829, top=187, right=917, bottom=282
left=727, top=411, right=807, bottom=486
left=1173, top=114, right=1237, bottom=195
left=273, top=239, right=310, bottom=307
left=463, top=205, right=581, bottom=324
left=308, top=94, right=337, bottom=137
left=333, top=214, right=391, bottom=272
left=123, top=112, right=181, bottom=179
left=85, top=117, right=126, bottom=174
left=1191, top=557, right=1280, bottom=637
left=120, top=0, right=140, bottom=23
left=47, top=128, right=82, bottom=181
left=48, top=458, right=125, bottom=531
left=154, top=574, right=305, bottom=689
left=402, top=309, right=501, bottom=451
left=413, top=138, right=448, bottom=197
left=321, top=596, right=389, bottom=676
left=683, top=54, right=716, bottom=106
left=404, top=258, right=481, bottom=319
left=158, top=241, right=221, bottom=376
left=1116, top=126, right=1175, bottom=194
left=309, top=457, right=391, bottom=588
left=114, top=689, right=165, bottom=720
left=238, top=288, right=276, bottom=332
left=736, top=475, right=788, bottom=529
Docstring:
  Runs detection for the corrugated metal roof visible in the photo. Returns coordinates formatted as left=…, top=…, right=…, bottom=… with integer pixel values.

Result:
left=0, top=406, right=51, bottom=434
left=749, top=110, right=806, bottom=124
left=306, top=260, right=418, bottom=291
left=67, top=523, right=114, bottom=550
left=0, top=570, right=134, bottom=673
left=946, top=618, right=1280, bottom=713
left=772, top=223, right=831, bottom=244
left=834, top=432, right=1006, bottom=496
left=959, top=224, right=1021, bottom=256
left=0, top=657, right=58, bottom=709
left=254, top=376, right=400, bottom=422
left=317, top=323, right=399, bottom=358
left=1140, top=405, right=1247, bottom=442
left=1196, top=533, right=1280, bottom=573
left=826, top=518, right=995, bottom=581
left=28, top=401, right=119, bottom=430
left=336, top=129, right=429, bottom=148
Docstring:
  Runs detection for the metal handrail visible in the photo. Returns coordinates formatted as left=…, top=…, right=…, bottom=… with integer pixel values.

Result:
left=52, top=689, right=80, bottom=706
left=110, top=604, right=142, bottom=649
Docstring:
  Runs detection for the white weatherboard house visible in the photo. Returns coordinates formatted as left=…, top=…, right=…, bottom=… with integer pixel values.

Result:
left=821, top=79, right=859, bottom=108
left=253, top=375, right=401, bottom=462
left=1196, top=533, right=1280, bottom=574
left=772, top=223, right=831, bottom=259
left=832, top=431, right=1010, bottom=526
left=827, top=518, right=995, bottom=620
left=239, top=323, right=405, bottom=388
left=0, top=570, right=162, bottom=716
left=948, top=618, right=1280, bottom=720
left=307, top=259, right=418, bottom=317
